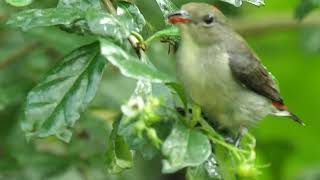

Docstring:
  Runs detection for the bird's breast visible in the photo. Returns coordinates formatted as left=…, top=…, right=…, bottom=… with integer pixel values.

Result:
left=177, top=44, right=238, bottom=108
left=177, top=42, right=271, bottom=128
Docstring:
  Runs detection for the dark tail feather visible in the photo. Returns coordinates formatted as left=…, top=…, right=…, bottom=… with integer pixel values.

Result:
left=289, top=112, right=305, bottom=126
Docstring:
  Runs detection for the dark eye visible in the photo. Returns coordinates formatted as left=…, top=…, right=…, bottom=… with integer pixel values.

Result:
left=202, top=14, right=214, bottom=24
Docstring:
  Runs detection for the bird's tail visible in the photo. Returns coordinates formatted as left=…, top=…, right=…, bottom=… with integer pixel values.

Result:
left=274, top=110, right=305, bottom=126
left=288, top=111, right=305, bottom=126
left=272, top=101, right=305, bottom=126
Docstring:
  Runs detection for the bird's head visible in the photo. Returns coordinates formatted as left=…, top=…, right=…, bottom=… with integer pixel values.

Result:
left=167, top=3, right=227, bottom=45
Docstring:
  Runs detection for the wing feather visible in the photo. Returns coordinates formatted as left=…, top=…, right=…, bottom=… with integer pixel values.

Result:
left=222, top=27, right=305, bottom=124
left=227, top=40, right=283, bottom=104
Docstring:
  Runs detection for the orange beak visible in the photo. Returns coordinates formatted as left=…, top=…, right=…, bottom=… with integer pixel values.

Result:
left=167, top=10, right=192, bottom=24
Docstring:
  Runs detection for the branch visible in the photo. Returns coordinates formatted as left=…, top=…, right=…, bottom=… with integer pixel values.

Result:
left=232, top=14, right=320, bottom=36
left=0, top=42, right=40, bottom=69
left=102, top=0, right=116, bottom=14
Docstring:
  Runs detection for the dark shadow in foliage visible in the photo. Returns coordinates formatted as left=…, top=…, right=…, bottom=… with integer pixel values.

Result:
left=257, top=139, right=295, bottom=180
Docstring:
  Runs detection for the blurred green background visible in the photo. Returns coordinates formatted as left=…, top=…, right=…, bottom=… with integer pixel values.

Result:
left=1, top=0, right=320, bottom=179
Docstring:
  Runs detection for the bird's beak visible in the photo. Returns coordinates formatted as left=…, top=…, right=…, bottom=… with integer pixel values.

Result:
left=167, top=10, right=192, bottom=24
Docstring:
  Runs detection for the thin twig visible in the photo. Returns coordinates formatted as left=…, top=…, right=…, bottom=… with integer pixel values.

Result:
left=101, top=0, right=144, bottom=56
left=102, top=0, right=116, bottom=14
left=0, top=42, right=40, bottom=69
left=198, top=118, right=248, bottom=162
left=232, top=14, right=320, bottom=36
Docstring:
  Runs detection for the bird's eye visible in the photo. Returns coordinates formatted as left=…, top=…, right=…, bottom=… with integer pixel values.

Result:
left=202, top=14, right=214, bottom=24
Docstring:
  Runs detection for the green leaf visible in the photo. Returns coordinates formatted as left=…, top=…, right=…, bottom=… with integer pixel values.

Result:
left=165, top=82, right=188, bottom=111
left=117, top=113, right=174, bottom=160
left=295, top=0, right=320, bottom=20
left=154, top=0, right=178, bottom=18
left=106, top=119, right=133, bottom=174
left=100, top=39, right=176, bottom=83
left=21, top=42, right=106, bottom=142
left=7, top=8, right=85, bottom=31
left=57, top=0, right=103, bottom=34
left=5, top=0, right=32, bottom=7
left=57, top=0, right=102, bottom=10
left=118, top=118, right=159, bottom=160
left=6, top=3, right=141, bottom=40
left=145, top=26, right=180, bottom=45
left=162, top=121, right=211, bottom=173
left=220, top=0, right=265, bottom=7
left=117, top=1, right=146, bottom=32
left=215, top=145, right=237, bottom=180
left=186, top=155, right=222, bottom=180
left=118, top=95, right=175, bottom=160
left=86, top=3, right=146, bottom=43
left=86, top=10, right=130, bottom=43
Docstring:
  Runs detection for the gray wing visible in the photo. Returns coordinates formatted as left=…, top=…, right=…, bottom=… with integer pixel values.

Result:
left=228, top=44, right=306, bottom=125
left=227, top=41, right=283, bottom=104
left=225, top=30, right=305, bottom=124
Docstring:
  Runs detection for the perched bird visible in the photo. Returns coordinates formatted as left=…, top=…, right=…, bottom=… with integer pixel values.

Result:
left=167, top=3, right=304, bottom=136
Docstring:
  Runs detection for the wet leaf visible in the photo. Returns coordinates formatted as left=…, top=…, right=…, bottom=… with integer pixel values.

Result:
left=243, top=0, right=265, bottom=6
left=21, top=42, right=106, bottom=142
left=6, top=4, right=141, bottom=40
left=100, top=39, right=176, bottom=83
left=106, top=119, right=133, bottom=174
left=86, top=3, right=146, bottom=43
left=117, top=1, right=146, bottom=32
left=118, top=118, right=159, bottom=160
left=57, top=0, right=102, bottom=10
left=118, top=93, right=176, bottom=160
left=117, top=110, right=174, bottom=160
left=220, top=0, right=265, bottom=7
left=162, top=121, right=211, bottom=173
left=7, top=8, right=85, bottom=31
left=154, top=0, right=178, bottom=18
left=5, top=0, right=32, bottom=7
left=187, top=155, right=222, bottom=180
left=86, top=10, right=130, bottom=43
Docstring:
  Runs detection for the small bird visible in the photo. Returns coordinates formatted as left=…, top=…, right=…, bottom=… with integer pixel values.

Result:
left=167, top=3, right=304, bottom=136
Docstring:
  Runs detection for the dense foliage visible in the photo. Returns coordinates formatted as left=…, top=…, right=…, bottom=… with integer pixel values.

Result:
left=1, top=0, right=320, bottom=180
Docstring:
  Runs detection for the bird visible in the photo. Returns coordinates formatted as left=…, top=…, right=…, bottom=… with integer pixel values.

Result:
left=167, top=2, right=304, bottom=138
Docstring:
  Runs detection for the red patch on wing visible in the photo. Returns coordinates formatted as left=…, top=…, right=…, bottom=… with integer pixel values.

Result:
left=272, top=101, right=288, bottom=111
left=168, top=16, right=192, bottom=24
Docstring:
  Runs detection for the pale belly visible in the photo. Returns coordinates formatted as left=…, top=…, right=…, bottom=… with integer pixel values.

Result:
left=177, top=45, right=273, bottom=129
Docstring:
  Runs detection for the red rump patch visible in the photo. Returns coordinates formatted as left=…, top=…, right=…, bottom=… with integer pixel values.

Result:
left=168, top=16, right=192, bottom=24
left=272, top=101, right=288, bottom=111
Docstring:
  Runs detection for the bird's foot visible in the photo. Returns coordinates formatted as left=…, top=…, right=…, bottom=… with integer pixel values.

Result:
left=224, top=135, right=241, bottom=148
left=224, top=128, right=248, bottom=148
